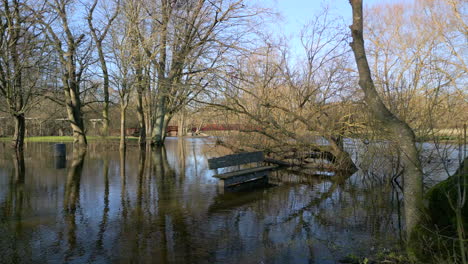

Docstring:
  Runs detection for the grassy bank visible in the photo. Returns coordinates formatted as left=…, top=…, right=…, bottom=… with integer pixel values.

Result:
left=0, top=136, right=139, bottom=143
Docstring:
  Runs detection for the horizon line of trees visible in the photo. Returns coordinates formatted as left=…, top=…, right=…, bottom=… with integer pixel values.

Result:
left=0, top=0, right=267, bottom=150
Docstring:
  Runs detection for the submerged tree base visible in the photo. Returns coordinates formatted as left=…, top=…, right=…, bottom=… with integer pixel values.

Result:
left=409, top=157, right=468, bottom=263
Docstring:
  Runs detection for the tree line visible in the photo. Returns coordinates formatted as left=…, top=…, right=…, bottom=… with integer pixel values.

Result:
left=0, top=0, right=264, bottom=149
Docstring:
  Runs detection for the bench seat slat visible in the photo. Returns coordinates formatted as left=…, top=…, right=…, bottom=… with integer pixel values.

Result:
left=213, top=165, right=276, bottom=179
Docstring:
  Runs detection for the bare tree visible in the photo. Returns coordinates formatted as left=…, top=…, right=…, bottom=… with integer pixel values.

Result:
left=106, top=0, right=147, bottom=145
left=198, top=7, right=360, bottom=171
left=87, top=0, right=119, bottom=136
left=349, top=0, right=423, bottom=252
left=130, top=0, right=263, bottom=146
left=109, top=1, right=136, bottom=149
left=364, top=0, right=467, bottom=139
left=38, top=0, right=93, bottom=146
left=0, top=0, right=46, bottom=150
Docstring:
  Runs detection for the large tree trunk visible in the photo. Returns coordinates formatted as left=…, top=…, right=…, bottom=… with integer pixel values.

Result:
left=349, top=0, right=423, bottom=245
left=64, top=86, right=87, bottom=146
left=152, top=94, right=167, bottom=146
left=12, top=114, right=25, bottom=151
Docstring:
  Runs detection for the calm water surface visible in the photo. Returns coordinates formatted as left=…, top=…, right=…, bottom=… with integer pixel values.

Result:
left=0, top=138, right=458, bottom=263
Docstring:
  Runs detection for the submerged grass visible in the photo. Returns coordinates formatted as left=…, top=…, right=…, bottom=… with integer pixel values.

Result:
left=0, top=136, right=139, bottom=142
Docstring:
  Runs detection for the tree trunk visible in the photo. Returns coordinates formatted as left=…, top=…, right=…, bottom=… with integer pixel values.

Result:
left=144, top=72, right=153, bottom=141
left=120, top=104, right=127, bottom=150
left=178, top=111, right=186, bottom=137
left=145, top=110, right=152, bottom=141
left=65, top=87, right=87, bottom=146
left=7, top=4, right=25, bottom=151
left=135, top=64, right=146, bottom=146
left=99, top=44, right=110, bottom=137
left=349, top=0, right=423, bottom=245
left=327, top=136, right=357, bottom=173
left=152, top=94, right=167, bottom=146
left=136, top=86, right=146, bottom=146
left=153, top=4, right=170, bottom=146
left=102, top=86, right=109, bottom=137
left=12, top=114, right=25, bottom=151
left=162, top=115, right=171, bottom=142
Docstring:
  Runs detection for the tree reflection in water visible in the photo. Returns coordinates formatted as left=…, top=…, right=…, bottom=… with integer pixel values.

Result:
left=63, top=146, right=86, bottom=260
left=0, top=139, right=432, bottom=263
left=0, top=150, right=28, bottom=263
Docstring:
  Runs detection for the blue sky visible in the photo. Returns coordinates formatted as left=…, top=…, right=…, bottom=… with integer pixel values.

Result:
left=266, top=0, right=391, bottom=31
left=256, top=0, right=392, bottom=57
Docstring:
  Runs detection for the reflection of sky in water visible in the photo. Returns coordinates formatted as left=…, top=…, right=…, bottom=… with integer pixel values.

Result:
left=0, top=139, right=464, bottom=263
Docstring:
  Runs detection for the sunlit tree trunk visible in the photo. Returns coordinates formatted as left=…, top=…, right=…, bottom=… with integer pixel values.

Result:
left=64, top=82, right=87, bottom=146
left=153, top=97, right=167, bottom=146
left=95, top=38, right=111, bottom=137
left=349, top=0, right=423, bottom=246
left=178, top=110, right=186, bottom=137
left=96, top=39, right=110, bottom=136
left=120, top=103, right=127, bottom=150
left=134, top=61, right=146, bottom=145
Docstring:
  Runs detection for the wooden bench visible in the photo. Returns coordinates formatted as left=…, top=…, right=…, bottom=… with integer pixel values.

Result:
left=208, top=151, right=276, bottom=187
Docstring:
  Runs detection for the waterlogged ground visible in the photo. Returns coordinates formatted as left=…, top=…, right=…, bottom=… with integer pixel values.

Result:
left=0, top=138, right=462, bottom=263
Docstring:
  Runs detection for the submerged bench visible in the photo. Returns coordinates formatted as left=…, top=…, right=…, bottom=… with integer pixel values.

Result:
left=208, top=151, right=276, bottom=187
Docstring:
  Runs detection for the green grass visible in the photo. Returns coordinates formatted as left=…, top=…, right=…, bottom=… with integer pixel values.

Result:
left=0, top=136, right=139, bottom=142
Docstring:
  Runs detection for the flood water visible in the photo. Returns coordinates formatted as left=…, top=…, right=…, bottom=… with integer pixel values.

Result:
left=0, top=138, right=462, bottom=263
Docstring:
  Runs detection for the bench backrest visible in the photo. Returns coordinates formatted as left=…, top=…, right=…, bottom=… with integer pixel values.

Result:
left=208, top=151, right=264, bottom=169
